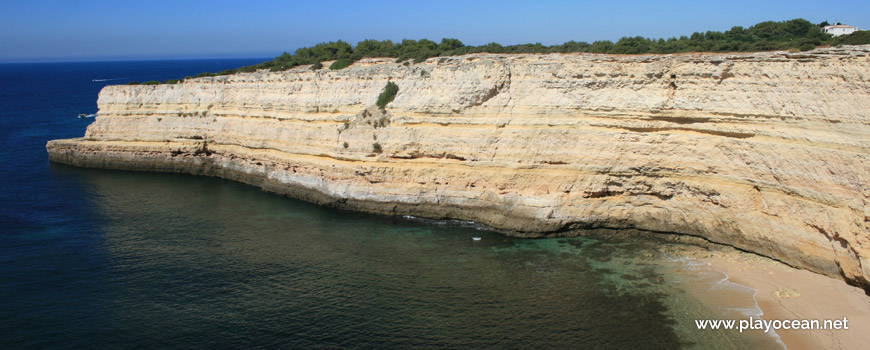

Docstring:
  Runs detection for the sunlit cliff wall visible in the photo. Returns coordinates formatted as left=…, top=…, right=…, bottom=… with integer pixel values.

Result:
left=48, top=46, right=870, bottom=290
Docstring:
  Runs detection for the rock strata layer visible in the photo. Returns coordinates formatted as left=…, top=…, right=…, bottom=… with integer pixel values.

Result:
left=47, top=46, right=870, bottom=291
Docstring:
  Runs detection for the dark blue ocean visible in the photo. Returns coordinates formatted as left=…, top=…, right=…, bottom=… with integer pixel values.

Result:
left=0, top=60, right=779, bottom=349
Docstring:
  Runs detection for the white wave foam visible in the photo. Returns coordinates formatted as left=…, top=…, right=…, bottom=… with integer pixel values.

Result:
left=673, top=257, right=787, bottom=349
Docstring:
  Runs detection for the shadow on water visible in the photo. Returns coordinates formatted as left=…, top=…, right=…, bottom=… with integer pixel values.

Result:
left=10, top=164, right=696, bottom=350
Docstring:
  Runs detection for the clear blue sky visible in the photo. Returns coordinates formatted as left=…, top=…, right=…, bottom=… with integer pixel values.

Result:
left=1, top=0, right=867, bottom=62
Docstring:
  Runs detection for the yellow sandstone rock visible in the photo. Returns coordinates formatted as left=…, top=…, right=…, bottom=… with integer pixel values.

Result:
left=47, top=46, right=870, bottom=291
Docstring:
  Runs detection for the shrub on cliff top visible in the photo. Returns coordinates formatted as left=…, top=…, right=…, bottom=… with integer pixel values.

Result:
left=329, top=59, right=352, bottom=70
left=376, top=81, right=399, bottom=110
left=834, top=31, right=870, bottom=45
left=142, top=18, right=844, bottom=85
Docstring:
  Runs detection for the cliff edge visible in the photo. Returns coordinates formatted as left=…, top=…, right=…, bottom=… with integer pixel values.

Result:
left=47, top=46, right=870, bottom=291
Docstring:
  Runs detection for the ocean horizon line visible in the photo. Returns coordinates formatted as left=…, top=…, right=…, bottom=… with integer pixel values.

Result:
left=0, top=56, right=274, bottom=65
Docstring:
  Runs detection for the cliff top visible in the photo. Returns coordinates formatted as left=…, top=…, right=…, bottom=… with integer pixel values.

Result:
left=128, top=18, right=870, bottom=85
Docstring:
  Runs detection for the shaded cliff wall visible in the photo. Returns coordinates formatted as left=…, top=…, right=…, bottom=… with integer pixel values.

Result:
left=48, top=46, right=870, bottom=290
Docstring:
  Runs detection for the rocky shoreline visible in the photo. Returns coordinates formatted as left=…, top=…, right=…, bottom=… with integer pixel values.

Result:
left=47, top=46, right=870, bottom=291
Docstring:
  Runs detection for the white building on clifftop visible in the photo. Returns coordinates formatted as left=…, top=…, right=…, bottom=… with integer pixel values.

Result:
left=823, top=24, right=860, bottom=36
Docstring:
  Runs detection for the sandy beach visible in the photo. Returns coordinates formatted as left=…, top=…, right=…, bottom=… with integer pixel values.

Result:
left=698, top=251, right=870, bottom=350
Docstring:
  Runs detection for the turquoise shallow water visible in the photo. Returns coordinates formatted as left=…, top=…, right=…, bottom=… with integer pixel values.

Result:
left=0, top=60, right=781, bottom=349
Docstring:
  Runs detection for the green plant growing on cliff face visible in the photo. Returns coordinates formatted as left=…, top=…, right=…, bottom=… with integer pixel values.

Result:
left=372, top=142, right=383, bottom=154
left=372, top=116, right=390, bottom=128
left=311, top=62, right=324, bottom=70
left=376, top=81, right=399, bottom=110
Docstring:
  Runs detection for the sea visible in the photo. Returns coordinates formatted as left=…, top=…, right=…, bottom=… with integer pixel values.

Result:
left=0, top=59, right=783, bottom=349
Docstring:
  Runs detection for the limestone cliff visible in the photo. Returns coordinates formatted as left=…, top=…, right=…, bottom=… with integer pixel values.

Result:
left=47, top=46, right=870, bottom=291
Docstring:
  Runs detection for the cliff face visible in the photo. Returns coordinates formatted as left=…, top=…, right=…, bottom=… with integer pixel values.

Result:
left=47, top=46, right=870, bottom=290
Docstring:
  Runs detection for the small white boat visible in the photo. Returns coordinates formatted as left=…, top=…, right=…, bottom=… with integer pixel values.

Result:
left=472, top=237, right=481, bottom=241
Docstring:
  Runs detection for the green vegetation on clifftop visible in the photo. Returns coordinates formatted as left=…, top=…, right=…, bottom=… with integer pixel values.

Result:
left=833, top=30, right=870, bottom=46
left=128, top=19, right=870, bottom=85
left=329, top=59, right=352, bottom=70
